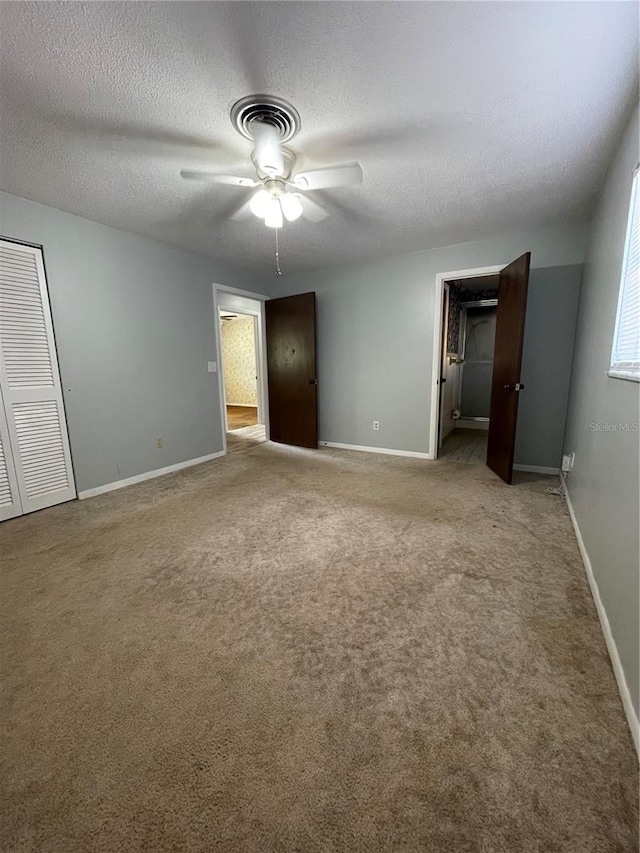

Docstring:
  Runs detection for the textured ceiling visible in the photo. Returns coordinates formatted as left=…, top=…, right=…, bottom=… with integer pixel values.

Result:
left=1, top=2, right=637, bottom=272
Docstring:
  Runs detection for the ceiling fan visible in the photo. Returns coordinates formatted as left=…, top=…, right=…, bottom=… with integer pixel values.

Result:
left=180, top=95, right=363, bottom=228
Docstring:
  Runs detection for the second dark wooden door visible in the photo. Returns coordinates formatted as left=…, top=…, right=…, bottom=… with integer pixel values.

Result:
left=487, top=253, right=531, bottom=484
left=265, top=292, right=318, bottom=449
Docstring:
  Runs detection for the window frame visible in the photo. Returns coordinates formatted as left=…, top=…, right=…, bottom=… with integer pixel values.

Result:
left=609, top=165, right=640, bottom=383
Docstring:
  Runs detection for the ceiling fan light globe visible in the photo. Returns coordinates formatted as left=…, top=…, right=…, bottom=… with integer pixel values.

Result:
left=249, top=189, right=271, bottom=219
left=264, top=199, right=284, bottom=229
left=280, top=193, right=303, bottom=222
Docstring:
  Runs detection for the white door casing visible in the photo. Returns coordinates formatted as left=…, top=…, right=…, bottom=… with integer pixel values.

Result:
left=213, top=283, right=270, bottom=453
left=439, top=283, right=459, bottom=445
left=0, top=239, right=76, bottom=516
left=429, top=264, right=506, bottom=459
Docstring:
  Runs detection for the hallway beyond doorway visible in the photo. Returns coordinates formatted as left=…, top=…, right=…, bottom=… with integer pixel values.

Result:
left=226, top=405, right=258, bottom=430
left=439, top=428, right=488, bottom=465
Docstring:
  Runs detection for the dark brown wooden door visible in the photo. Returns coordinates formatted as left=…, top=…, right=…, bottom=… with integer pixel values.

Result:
left=265, top=292, right=318, bottom=449
left=487, top=253, right=530, bottom=484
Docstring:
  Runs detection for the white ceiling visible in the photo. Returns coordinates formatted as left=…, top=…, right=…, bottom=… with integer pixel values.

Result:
left=1, top=2, right=637, bottom=272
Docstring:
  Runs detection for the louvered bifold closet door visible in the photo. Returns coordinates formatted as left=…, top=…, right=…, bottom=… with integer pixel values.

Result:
left=0, top=239, right=76, bottom=515
left=0, top=384, right=22, bottom=520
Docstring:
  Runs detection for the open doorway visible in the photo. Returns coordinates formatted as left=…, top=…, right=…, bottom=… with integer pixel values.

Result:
left=438, top=275, right=499, bottom=465
left=219, top=310, right=260, bottom=426
left=430, top=255, right=531, bottom=483
left=214, top=284, right=269, bottom=453
left=213, top=284, right=320, bottom=454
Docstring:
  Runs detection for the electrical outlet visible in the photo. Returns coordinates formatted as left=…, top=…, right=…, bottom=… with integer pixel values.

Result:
left=561, top=452, right=574, bottom=472
left=208, top=361, right=217, bottom=373
left=373, top=420, right=380, bottom=431
left=155, top=436, right=164, bottom=449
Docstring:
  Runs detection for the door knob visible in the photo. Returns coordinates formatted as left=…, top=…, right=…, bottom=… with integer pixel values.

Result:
left=308, top=378, right=318, bottom=385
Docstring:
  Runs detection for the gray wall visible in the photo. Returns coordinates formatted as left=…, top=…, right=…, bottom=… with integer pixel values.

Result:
left=269, top=224, right=586, bottom=467
left=563, top=105, right=640, bottom=717
left=0, top=191, right=265, bottom=493
left=516, top=264, right=582, bottom=468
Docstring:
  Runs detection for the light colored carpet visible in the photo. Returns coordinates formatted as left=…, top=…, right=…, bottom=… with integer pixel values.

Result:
left=1, top=441, right=637, bottom=851
left=227, top=423, right=267, bottom=453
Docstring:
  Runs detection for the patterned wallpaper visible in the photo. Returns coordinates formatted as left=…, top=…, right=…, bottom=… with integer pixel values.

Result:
left=447, top=284, right=499, bottom=353
left=220, top=316, right=258, bottom=406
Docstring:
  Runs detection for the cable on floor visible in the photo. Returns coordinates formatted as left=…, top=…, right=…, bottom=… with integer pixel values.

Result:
left=546, top=470, right=567, bottom=497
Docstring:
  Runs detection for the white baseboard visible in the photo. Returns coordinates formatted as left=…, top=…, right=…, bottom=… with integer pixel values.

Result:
left=564, top=485, right=639, bottom=759
left=78, top=451, right=226, bottom=499
left=513, top=464, right=560, bottom=475
left=320, top=441, right=432, bottom=460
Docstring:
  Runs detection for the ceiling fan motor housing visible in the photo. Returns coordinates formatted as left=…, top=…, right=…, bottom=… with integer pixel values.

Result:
left=264, top=179, right=286, bottom=198
left=250, top=146, right=296, bottom=181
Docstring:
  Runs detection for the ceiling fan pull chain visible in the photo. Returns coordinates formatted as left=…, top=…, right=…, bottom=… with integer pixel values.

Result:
left=275, top=226, right=282, bottom=277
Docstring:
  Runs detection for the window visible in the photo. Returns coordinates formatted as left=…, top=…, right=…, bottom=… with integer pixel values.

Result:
left=610, top=167, right=640, bottom=381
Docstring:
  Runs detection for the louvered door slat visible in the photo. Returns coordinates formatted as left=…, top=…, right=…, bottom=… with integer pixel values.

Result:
left=15, top=432, right=65, bottom=449
left=1, top=301, right=49, bottom=314
left=0, top=271, right=39, bottom=284
left=0, top=318, right=48, bottom=327
left=0, top=434, right=14, bottom=507
left=0, top=244, right=37, bottom=258
left=1, top=287, right=44, bottom=301
left=0, top=445, right=11, bottom=506
left=0, top=240, right=76, bottom=517
left=0, top=245, right=54, bottom=392
left=0, top=259, right=39, bottom=275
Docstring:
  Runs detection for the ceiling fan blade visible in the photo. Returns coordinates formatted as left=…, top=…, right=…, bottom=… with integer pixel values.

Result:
left=230, top=198, right=256, bottom=222
left=292, top=162, right=363, bottom=191
left=180, top=170, right=257, bottom=187
left=31, top=109, right=239, bottom=161
left=250, top=121, right=284, bottom=177
left=298, top=195, right=329, bottom=223
left=225, top=6, right=266, bottom=95
left=302, top=116, right=465, bottom=162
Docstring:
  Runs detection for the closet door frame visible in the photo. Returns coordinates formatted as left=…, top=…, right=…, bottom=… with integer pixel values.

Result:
left=0, top=237, right=77, bottom=515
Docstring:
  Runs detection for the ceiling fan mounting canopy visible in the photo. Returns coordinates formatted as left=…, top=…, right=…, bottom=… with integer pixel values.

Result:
left=230, top=94, right=301, bottom=144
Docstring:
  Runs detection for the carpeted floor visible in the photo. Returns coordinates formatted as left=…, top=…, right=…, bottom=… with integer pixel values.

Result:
left=227, top=423, right=267, bottom=452
left=1, top=440, right=637, bottom=851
